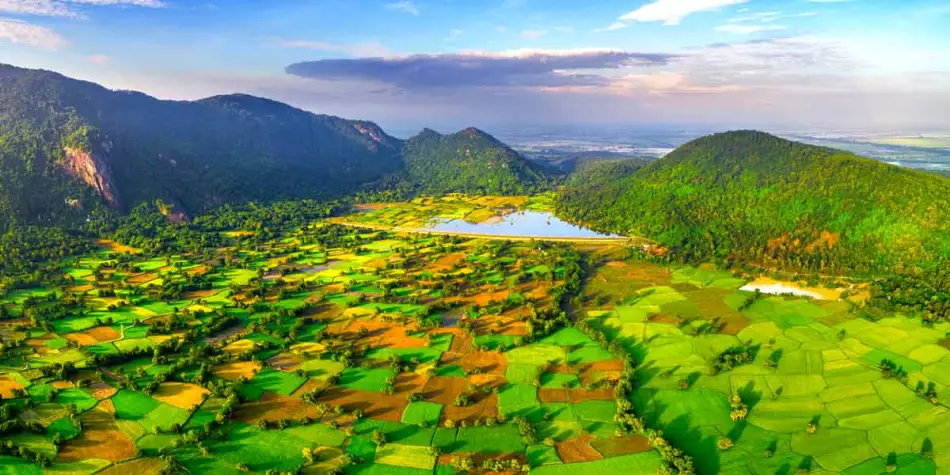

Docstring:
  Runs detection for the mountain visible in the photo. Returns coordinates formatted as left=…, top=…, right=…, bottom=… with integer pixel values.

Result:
left=0, top=64, right=403, bottom=229
left=557, top=130, right=950, bottom=274
left=400, top=127, right=547, bottom=195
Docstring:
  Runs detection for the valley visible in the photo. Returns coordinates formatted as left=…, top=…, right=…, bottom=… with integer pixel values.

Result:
left=0, top=197, right=947, bottom=475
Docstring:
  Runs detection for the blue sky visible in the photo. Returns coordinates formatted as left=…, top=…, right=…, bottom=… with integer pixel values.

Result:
left=2, top=0, right=949, bottom=131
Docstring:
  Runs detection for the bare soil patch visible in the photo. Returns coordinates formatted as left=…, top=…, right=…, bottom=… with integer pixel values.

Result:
left=268, top=352, right=304, bottom=371
left=555, top=434, right=603, bottom=463
left=460, top=351, right=507, bottom=375
left=182, top=289, right=216, bottom=299
left=57, top=404, right=135, bottom=462
left=315, top=386, right=408, bottom=422
left=127, top=273, right=158, bottom=285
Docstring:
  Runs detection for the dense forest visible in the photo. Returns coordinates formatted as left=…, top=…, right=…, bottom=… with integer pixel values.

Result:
left=399, top=128, right=548, bottom=195
left=557, top=130, right=950, bottom=276
left=0, top=64, right=403, bottom=229
left=0, top=65, right=554, bottom=230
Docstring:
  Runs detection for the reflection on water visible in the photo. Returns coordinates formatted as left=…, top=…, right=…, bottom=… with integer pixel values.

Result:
left=428, top=211, right=619, bottom=238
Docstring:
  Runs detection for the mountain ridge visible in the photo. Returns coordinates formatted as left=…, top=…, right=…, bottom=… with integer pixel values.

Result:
left=556, top=130, right=950, bottom=274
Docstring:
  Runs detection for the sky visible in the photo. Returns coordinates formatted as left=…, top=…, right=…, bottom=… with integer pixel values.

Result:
left=1, top=0, right=949, bottom=132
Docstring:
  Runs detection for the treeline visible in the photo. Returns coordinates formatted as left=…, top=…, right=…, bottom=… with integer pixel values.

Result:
left=0, top=226, right=95, bottom=276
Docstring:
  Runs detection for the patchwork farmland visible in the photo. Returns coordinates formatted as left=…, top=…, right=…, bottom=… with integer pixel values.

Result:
left=0, top=198, right=946, bottom=475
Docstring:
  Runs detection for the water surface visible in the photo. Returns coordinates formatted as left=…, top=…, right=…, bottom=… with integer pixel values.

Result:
left=428, top=211, right=619, bottom=239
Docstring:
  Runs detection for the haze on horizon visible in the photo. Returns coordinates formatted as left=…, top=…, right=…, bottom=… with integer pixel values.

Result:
left=1, top=0, right=948, bottom=132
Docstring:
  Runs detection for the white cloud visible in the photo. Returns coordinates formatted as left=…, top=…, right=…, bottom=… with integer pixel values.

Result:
left=610, top=0, right=748, bottom=28
left=715, top=24, right=786, bottom=34
left=0, top=17, right=68, bottom=49
left=385, top=0, right=418, bottom=16
left=445, top=28, right=463, bottom=40
left=0, top=0, right=75, bottom=17
left=68, top=0, right=163, bottom=6
left=277, top=39, right=391, bottom=57
left=0, top=0, right=162, bottom=18
left=89, top=53, right=110, bottom=63
left=728, top=11, right=817, bottom=23
left=520, top=29, right=546, bottom=39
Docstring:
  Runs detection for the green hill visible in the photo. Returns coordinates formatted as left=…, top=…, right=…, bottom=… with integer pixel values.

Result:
left=400, top=127, right=547, bottom=195
left=557, top=130, right=950, bottom=274
left=0, top=64, right=402, bottom=229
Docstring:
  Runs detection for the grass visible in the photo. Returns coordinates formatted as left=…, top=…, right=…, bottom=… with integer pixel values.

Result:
left=402, top=401, right=444, bottom=427
left=243, top=368, right=308, bottom=396
left=455, top=425, right=525, bottom=453
left=112, top=389, right=160, bottom=420
left=533, top=451, right=663, bottom=474
left=339, top=367, right=397, bottom=393
left=374, top=443, right=437, bottom=470
left=138, top=402, right=192, bottom=433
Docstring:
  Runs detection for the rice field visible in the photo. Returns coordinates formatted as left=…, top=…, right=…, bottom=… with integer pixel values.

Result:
left=0, top=197, right=945, bottom=474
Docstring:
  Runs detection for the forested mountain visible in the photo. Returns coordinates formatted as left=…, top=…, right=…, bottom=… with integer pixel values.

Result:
left=557, top=130, right=950, bottom=274
left=400, top=127, right=548, bottom=195
left=0, top=64, right=403, bottom=229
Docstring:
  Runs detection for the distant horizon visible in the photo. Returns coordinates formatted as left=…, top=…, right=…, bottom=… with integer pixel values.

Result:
left=2, top=0, right=948, bottom=131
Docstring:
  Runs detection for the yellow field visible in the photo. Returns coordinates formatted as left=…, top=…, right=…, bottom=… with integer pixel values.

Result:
left=152, top=382, right=210, bottom=410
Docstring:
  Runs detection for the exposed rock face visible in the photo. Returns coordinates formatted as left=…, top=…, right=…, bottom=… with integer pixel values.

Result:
left=62, top=146, right=121, bottom=209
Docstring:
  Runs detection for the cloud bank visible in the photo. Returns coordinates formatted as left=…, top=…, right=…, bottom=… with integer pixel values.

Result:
left=285, top=49, right=677, bottom=89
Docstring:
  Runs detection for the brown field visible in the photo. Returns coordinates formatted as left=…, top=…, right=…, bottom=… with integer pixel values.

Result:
left=182, top=289, right=216, bottom=299
left=93, top=239, right=139, bottom=254
left=538, top=388, right=570, bottom=403
left=97, top=399, right=116, bottom=414
left=472, top=314, right=527, bottom=337
left=568, top=387, right=614, bottom=403
left=268, top=352, right=304, bottom=371
left=57, top=404, right=136, bottom=462
left=98, top=457, right=165, bottom=475
left=24, top=334, right=54, bottom=354
left=50, top=380, right=74, bottom=389
left=473, top=289, right=512, bottom=307
left=428, top=252, right=466, bottom=272
left=590, top=434, right=652, bottom=457
left=64, top=332, right=97, bottom=346
left=222, top=339, right=257, bottom=354
left=67, top=284, right=95, bottom=293
left=314, top=386, right=408, bottom=422
left=647, top=314, right=682, bottom=326
left=126, top=273, right=158, bottom=285
left=152, top=382, right=209, bottom=410
left=187, top=265, right=210, bottom=276
left=88, top=326, right=122, bottom=341
left=555, top=434, right=603, bottom=463
left=460, top=351, right=507, bottom=375
left=89, top=382, right=118, bottom=400
left=345, top=319, right=428, bottom=349
left=0, top=375, right=25, bottom=399
left=423, top=376, right=499, bottom=423
left=235, top=391, right=324, bottom=424
left=393, top=372, right=429, bottom=395
left=212, top=361, right=262, bottom=381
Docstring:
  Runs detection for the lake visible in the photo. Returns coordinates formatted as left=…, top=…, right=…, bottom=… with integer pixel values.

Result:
left=428, top=211, right=619, bottom=239
left=739, top=277, right=842, bottom=300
